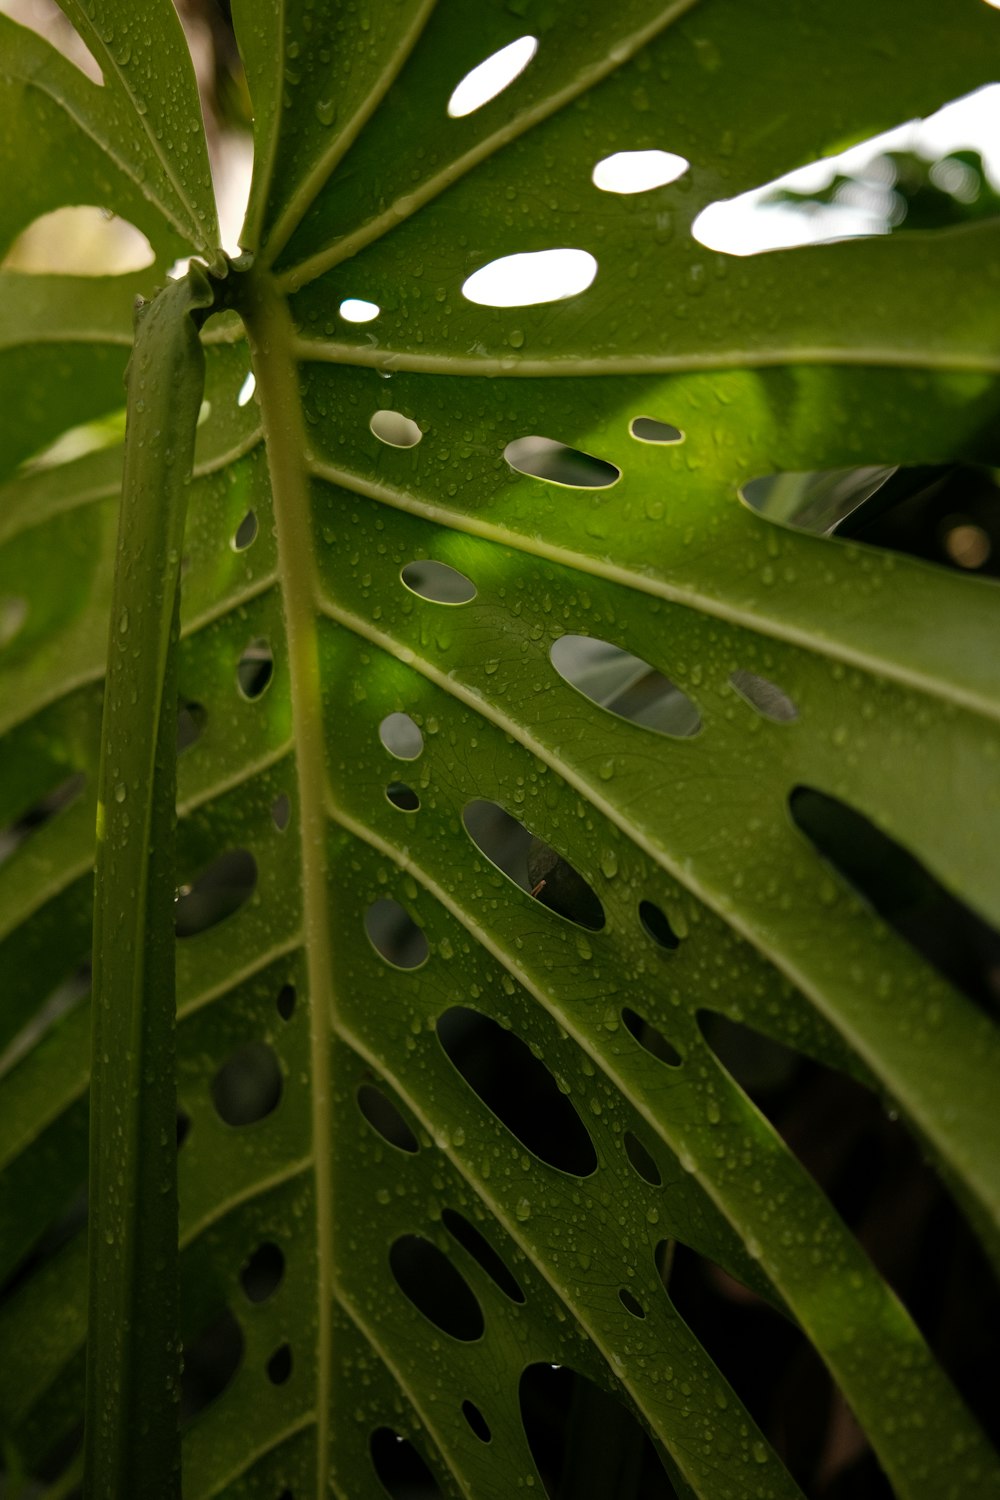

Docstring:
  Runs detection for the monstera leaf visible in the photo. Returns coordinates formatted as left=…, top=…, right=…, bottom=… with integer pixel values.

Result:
left=1, top=1, right=999, bottom=1497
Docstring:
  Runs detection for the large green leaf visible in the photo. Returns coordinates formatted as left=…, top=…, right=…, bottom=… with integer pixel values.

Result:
left=1, top=2, right=998, bottom=1497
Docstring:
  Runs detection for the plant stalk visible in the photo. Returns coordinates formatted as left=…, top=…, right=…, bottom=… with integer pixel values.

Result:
left=84, top=264, right=221, bottom=1500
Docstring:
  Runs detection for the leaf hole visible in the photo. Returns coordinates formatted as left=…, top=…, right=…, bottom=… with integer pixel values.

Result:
left=0, top=771, right=86, bottom=870
left=630, top=416, right=683, bottom=444
left=266, top=1343, right=293, bottom=1385
left=276, top=983, right=296, bottom=1021
left=447, top=35, right=538, bottom=118
left=339, top=297, right=380, bottom=323
left=371, top=409, right=423, bottom=448
left=504, top=435, right=619, bottom=489
left=638, top=899, right=681, bottom=950
left=550, top=636, right=701, bottom=737
left=2, top=207, right=153, bottom=276
left=730, top=670, right=798, bottom=723
left=462, top=799, right=605, bottom=931
left=619, top=1287, right=646, bottom=1319
left=790, top=785, right=1000, bottom=1018
left=442, top=1208, right=525, bottom=1302
left=593, top=150, right=689, bottom=194
left=463, top=249, right=597, bottom=308
left=236, top=637, right=274, bottom=699
left=177, top=700, right=207, bottom=753
left=519, top=1364, right=676, bottom=1498
left=389, top=1234, right=484, bottom=1341
left=181, top=1308, right=244, bottom=1423
left=364, top=897, right=429, bottom=969
left=271, top=793, right=291, bottom=830
left=693, top=91, right=1000, bottom=257
left=386, top=781, right=420, bottom=812
left=370, top=1429, right=444, bottom=1498
left=400, top=559, right=477, bottom=604
left=211, top=1040, right=283, bottom=1127
left=379, top=711, right=424, bottom=760
left=236, top=371, right=256, bottom=407
left=623, top=1130, right=662, bottom=1186
left=622, top=1008, right=683, bottom=1068
left=175, top=848, right=257, bottom=938
left=462, top=1399, right=492, bottom=1443
left=741, top=463, right=1000, bottom=580
left=358, top=1082, right=420, bottom=1153
left=437, top=1006, right=598, bottom=1176
left=232, top=509, right=258, bottom=551
left=240, top=1241, right=285, bottom=1304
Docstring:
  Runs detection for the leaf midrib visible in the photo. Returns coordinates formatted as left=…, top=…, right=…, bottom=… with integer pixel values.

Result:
left=240, top=269, right=335, bottom=1500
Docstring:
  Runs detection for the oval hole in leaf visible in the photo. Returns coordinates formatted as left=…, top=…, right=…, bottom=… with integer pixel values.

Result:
left=462, top=1400, right=491, bottom=1442
left=619, top=1288, right=646, bottom=1319
left=400, top=559, right=476, bottom=604
left=638, top=899, right=680, bottom=950
left=623, top=1130, right=661, bottom=1186
left=181, top=1308, right=244, bottom=1423
left=0, top=596, right=27, bottom=648
left=271, top=793, right=291, bottom=830
left=442, top=1208, right=525, bottom=1302
left=276, top=983, right=296, bottom=1021
left=744, top=463, right=1000, bottom=580
left=370, top=409, right=422, bottom=448
left=0, top=771, right=86, bottom=870
left=177, top=701, right=206, bottom=753
left=232, top=509, right=258, bottom=550
left=175, top=849, right=257, bottom=938
left=593, top=149, right=689, bottom=194
left=236, top=371, right=256, bottom=407
left=447, top=35, right=538, bottom=117
left=462, top=248, right=597, bottom=307
left=504, top=435, right=619, bottom=489
left=622, top=1008, right=683, bottom=1068
left=790, top=785, right=1000, bottom=1018
left=388, top=1235, right=484, bottom=1341
left=730, top=669, right=798, bottom=724
left=211, top=1041, right=283, bottom=1127
left=358, top=1082, right=419, bottom=1153
left=550, top=635, right=701, bottom=737
left=386, top=781, right=420, bottom=812
left=236, top=637, right=274, bottom=699
left=364, top=898, right=429, bottom=969
left=2, top=207, right=153, bottom=276
left=379, top=711, right=423, bottom=760
left=370, top=1429, right=443, bottom=1498
left=462, top=799, right=605, bottom=930
left=519, top=1364, right=676, bottom=1499
left=437, top=1007, right=598, bottom=1176
left=630, top=416, right=683, bottom=444
left=266, top=1343, right=293, bottom=1384
left=340, top=297, right=380, bottom=323
left=240, top=1241, right=285, bottom=1304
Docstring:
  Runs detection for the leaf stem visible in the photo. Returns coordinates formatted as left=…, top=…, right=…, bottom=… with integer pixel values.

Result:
left=84, top=265, right=220, bottom=1500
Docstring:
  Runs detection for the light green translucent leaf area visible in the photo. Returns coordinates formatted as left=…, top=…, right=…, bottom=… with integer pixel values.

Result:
left=1, top=2, right=999, bottom=1499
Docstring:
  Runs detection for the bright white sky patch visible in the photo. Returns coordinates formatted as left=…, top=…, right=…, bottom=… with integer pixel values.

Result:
left=237, top=371, right=256, bottom=407
left=447, top=36, right=538, bottom=118
left=592, top=150, right=689, bottom=194
left=462, top=248, right=597, bottom=307
left=339, top=297, right=380, bottom=323
left=693, top=83, right=1000, bottom=256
